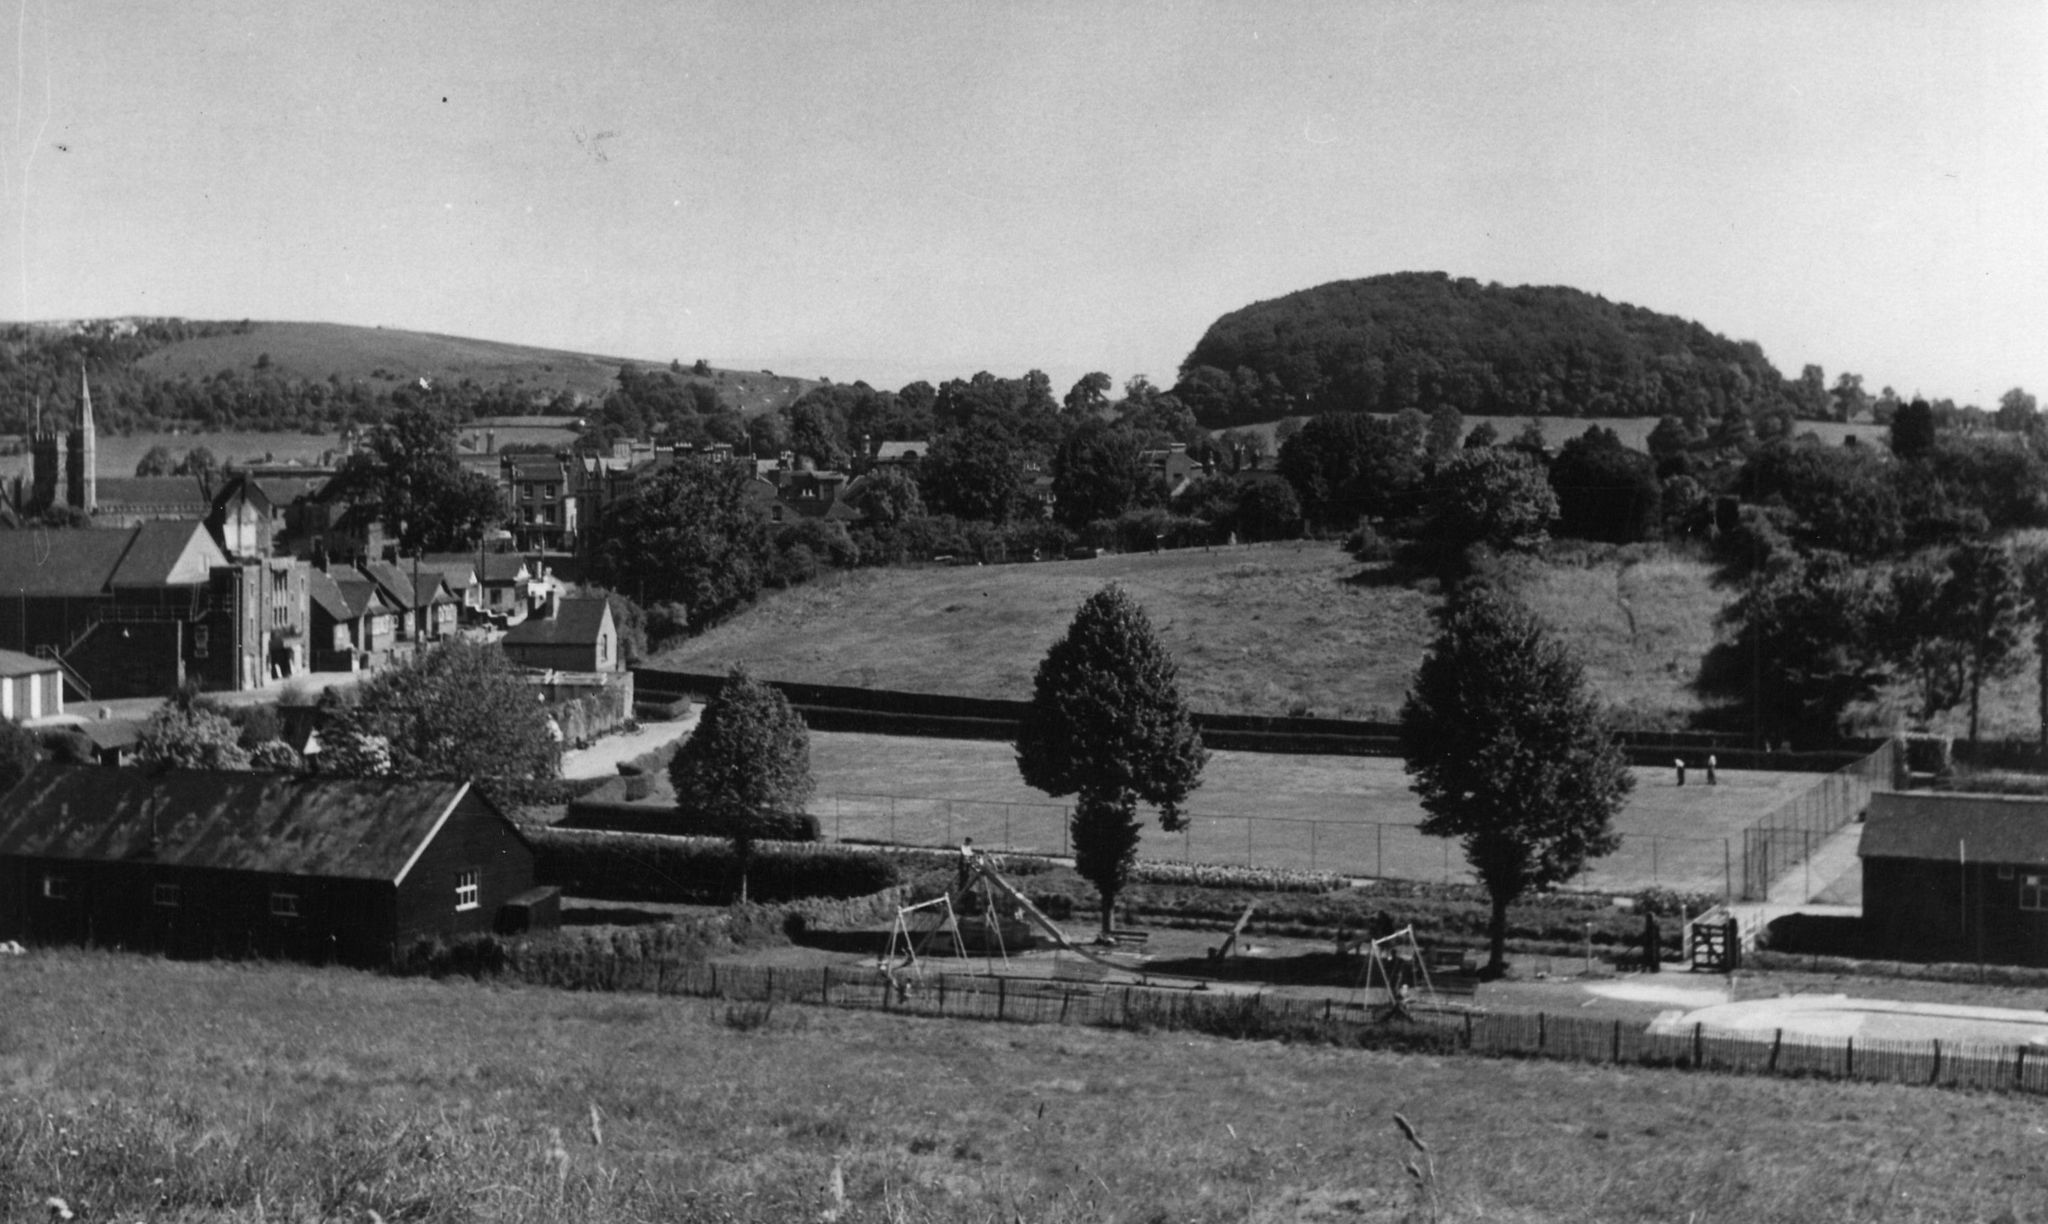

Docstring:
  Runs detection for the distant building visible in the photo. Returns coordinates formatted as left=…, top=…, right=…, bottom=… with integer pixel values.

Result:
left=501, top=455, right=578, bottom=552
left=0, top=764, right=551, bottom=966
left=0, top=648, right=63, bottom=722
left=455, top=415, right=585, bottom=456
left=501, top=595, right=619, bottom=673
left=27, top=371, right=98, bottom=514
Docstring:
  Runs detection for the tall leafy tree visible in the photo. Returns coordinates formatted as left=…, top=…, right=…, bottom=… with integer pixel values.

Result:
left=2021, top=547, right=2048, bottom=751
left=1889, top=399, right=1938, bottom=460
left=1699, top=552, right=1890, bottom=745
left=1548, top=427, right=1661, bottom=543
left=1276, top=411, right=1426, bottom=527
left=1418, top=446, right=1557, bottom=558
left=1051, top=421, right=1153, bottom=530
left=133, top=444, right=176, bottom=477
left=1401, top=590, right=1632, bottom=975
left=1017, top=586, right=1207, bottom=934
left=668, top=667, right=813, bottom=898
left=135, top=695, right=253, bottom=771
left=1942, top=541, right=2032, bottom=746
left=319, top=639, right=559, bottom=782
left=590, top=458, right=773, bottom=627
left=0, top=718, right=44, bottom=794
left=328, top=400, right=504, bottom=553
left=920, top=429, right=1023, bottom=523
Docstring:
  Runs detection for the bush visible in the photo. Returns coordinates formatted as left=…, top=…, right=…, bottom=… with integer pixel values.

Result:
left=531, top=828, right=896, bottom=904
left=635, top=695, right=694, bottom=722
left=1344, top=519, right=1394, bottom=561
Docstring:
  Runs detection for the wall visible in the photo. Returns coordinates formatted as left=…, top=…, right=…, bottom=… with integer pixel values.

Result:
left=394, top=791, right=537, bottom=947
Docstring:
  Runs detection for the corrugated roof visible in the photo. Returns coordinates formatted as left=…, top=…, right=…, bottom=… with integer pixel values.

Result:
left=502, top=597, right=610, bottom=648
left=1862, top=791, right=2048, bottom=867
left=0, top=764, right=473, bottom=881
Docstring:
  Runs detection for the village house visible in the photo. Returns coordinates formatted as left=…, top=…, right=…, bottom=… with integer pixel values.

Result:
left=307, top=566, right=397, bottom=673
left=0, top=763, right=554, bottom=967
left=501, top=455, right=579, bottom=552
left=500, top=595, right=619, bottom=673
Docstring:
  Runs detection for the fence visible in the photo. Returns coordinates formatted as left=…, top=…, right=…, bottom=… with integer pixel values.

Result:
left=1738, top=739, right=1895, bottom=901
left=478, top=951, right=2048, bottom=1097
left=811, top=792, right=1734, bottom=895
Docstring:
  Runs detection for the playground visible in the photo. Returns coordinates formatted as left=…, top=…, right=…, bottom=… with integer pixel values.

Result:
left=807, top=731, right=1822, bottom=893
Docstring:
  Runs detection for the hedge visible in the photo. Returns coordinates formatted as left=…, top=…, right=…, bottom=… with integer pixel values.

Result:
left=530, top=827, right=894, bottom=904
left=562, top=801, right=820, bottom=841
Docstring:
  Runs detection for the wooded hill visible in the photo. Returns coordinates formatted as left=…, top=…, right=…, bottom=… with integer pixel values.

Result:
left=1176, top=271, right=1791, bottom=427
left=0, top=319, right=819, bottom=437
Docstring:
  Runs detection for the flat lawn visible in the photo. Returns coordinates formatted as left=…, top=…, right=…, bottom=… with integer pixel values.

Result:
left=654, top=540, right=1728, bottom=725
left=3, top=950, right=2041, bottom=1223
left=808, top=732, right=1814, bottom=893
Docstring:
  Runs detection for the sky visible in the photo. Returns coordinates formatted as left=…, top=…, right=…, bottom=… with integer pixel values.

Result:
left=0, top=1, right=2042, bottom=406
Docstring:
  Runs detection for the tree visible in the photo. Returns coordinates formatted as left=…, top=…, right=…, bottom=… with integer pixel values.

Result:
left=134, top=444, right=176, bottom=477
left=1064, top=371, right=1113, bottom=416
left=1400, top=589, right=1631, bottom=975
left=174, top=445, right=221, bottom=485
left=920, top=430, right=1023, bottom=523
left=319, top=639, right=559, bottom=781
left=1418, top=447, right=1557, bottom=558
left=0, top=718, right=41, bottom=794
left=1996, top=387, right=2038, bottom=434
left=1942, top=541, right=2031, bottom=746
left=1425, top=405, right=1464, bottom=462
left=668, top=667, right=812, bottom=898
left=1276, top=412, right=1426, bottom=528
left=1890, top=399, right=1938, bottom=460
left=136, top=694, right=253, bottom=771
left=1051, top=421, right=1152, bottom=530
left=328, top=401, right=504, bottom=553
left=1016, top=586, right=1207, bottom=934
left=2021, top=548, right=2048, bottom=751
left=1700, top=552, right=1890, bottom=745
left=1828, top=372, right=1870, bottom=424
left=1883, top=561, right=1969, bottom=725
left=590, top=458, right=773, bottom=627
left=1548, top=427, right=1661, bottom=543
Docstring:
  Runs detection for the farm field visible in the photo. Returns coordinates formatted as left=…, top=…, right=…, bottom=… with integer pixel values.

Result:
left=5, top=950, right=2042, bottom=1224
left=807, top=731, right=1817, bottom=895
left=654, top=540, right=1729, bottom=728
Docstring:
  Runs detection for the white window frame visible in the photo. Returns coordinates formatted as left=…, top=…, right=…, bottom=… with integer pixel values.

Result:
left=2022, top=874, right=2048, bottom=912
left=270, top=891, right=300, bottom=918
left=41, top=873, right=68, bottom=900
left=153, top=882, right=180, bottom=908
left=455, top=869, right=480, bottom=912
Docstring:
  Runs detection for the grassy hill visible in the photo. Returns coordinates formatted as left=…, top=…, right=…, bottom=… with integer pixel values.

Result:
left=126, top=320, right=820, bottom=416
left=8, top=950, right=2041, bottom=1222
left=649, top=539, right=1727, bottom=729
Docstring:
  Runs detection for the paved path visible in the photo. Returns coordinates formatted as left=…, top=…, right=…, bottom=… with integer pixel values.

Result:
left=559, top=710, right=700, bottom=780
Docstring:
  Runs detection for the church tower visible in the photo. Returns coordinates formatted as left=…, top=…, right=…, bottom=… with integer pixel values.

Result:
left=28, top=396, right=59, bottom=510
left=64, top=370, right=96, bottom=513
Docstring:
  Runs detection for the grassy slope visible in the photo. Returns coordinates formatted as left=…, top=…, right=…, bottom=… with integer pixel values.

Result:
left=653, top=541, right=1725, bottom=726
left=4, top=950, right=2042, bottom=1223
left=129, top=321, right=818, bottom=416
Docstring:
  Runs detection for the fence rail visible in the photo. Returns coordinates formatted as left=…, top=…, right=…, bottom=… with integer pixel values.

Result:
left=1738, top=740, right=1894, bottom=901
left=483, top=951, right=2048, bottom=1097
left=811, top=792, right=1735, bottom=895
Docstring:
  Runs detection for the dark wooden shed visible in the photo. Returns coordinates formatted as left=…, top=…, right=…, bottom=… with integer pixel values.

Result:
left=0, top=763, right=549, bottom=966
left=1862, top=790, right=2048, bottom=967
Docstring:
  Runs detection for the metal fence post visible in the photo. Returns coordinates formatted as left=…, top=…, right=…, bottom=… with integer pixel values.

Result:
left=1310, top=822, right=1318, bottom=873
left=890, top=795, right=897, bottom=846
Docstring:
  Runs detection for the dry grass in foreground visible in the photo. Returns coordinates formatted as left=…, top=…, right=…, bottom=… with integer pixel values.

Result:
left=3, top=950, right=2044, bottom=1222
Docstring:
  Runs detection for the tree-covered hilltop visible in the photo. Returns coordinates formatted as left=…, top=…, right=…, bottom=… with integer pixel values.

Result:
left=1176, top=272, right=1790, bottom=427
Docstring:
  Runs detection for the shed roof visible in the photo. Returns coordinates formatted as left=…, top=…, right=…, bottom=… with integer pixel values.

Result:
left=0, top=764, right=477, bottom=882
left=1862, top=790, right=2048, bottom=868
left=502, top=597, right=611, bottom=648
left=0, top=648, right=58, bottom=678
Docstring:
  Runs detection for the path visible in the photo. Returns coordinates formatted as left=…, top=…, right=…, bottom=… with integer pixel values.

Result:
left=559, top=709, right=700, bottom=780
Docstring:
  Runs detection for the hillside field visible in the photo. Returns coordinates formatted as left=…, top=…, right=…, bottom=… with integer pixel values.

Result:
left=4, top=950, right=2041, bottom=1223
left=129, top=321, right=819, bottom=416
left=652, top=540, right=1727, bottom=728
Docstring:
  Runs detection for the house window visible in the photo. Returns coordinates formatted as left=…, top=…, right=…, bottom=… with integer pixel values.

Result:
left=455, top=869, right=480, bottom=911
left=598, top=632, right=610, bottom=666
left=193, top=625, right=210, bottom=659
left=153, top=882, right=180, bottom=907
left=545, top=483, right=557, bottom=500
left=2023, top=875, right=2048, bottom=912
left=41, top=873, right=68, bottom=900
left=270, top=891, right=300, bottom=918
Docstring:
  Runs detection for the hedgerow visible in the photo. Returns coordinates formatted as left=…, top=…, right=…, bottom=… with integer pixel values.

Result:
left=529, top=828, right=897, bottom=904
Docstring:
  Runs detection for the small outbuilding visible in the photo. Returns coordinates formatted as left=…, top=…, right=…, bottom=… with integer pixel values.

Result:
left=0, top=763, right=552, bottom=966
left=1861, top=789, right=2048, bottom=966
left=0, top=648, right=64, bottom=722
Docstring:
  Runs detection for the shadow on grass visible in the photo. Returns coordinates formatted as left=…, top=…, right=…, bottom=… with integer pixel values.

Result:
left=790, top=927, right=893, bottom=957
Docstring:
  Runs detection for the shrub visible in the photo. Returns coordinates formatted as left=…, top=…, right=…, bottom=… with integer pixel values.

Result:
left=531, top=828, right=896, bottom=904
left=634, top=695, right=694, bottom=722
left=1345, top=519, right=1394, bottom=562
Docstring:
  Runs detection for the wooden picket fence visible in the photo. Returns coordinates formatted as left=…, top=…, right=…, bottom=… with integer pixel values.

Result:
left=486, top=948, right=2048, bottom=1096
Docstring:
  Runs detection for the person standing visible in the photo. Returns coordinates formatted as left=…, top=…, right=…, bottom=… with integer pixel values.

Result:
left=1674, top=757, right=1687, bottom=786
left=1706, top=755, right=1718, bottom=786
left=1643, top=908, right=1662, bottom=973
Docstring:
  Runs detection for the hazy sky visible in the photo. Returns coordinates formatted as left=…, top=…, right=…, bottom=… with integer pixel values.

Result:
left=2, top=2, right=2042, bottom=405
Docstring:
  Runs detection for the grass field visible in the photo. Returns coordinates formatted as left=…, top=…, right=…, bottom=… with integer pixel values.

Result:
left=654, top=540, right=1729, bottom=727
left=4, top=950, right=2042, bottom=1223
left=807, top=732, right=1815, bottom=894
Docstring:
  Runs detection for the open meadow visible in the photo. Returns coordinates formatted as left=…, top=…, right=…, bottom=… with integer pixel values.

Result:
left=3, top=950, right=2041, bottom=1223
left=654, top=540, right=1730, bottom=728
left=807, top=732, right=1816, bottom=894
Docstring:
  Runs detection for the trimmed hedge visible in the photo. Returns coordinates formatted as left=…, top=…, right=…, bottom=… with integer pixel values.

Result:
left=530, top=827, right=895, bottom=904
left=635, top=695, right=694, bottom=722
left=562, top=801, right=821, bottom=841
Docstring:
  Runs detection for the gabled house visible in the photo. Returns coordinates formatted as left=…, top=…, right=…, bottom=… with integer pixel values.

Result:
left=415, top=556, right=483, bottom=619
left=307, top=566, right=396, bottom=673
left=501, top=595, right=619, bottom=673
left=0, top=763, right=551, bottom=966
left=0, top=521, right=300, bottom=699
left=502, top=456, right=578, bottom=552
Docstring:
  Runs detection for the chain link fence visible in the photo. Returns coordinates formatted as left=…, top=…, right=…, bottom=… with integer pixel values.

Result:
left=1738, top=740, right=1895, bottom=901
